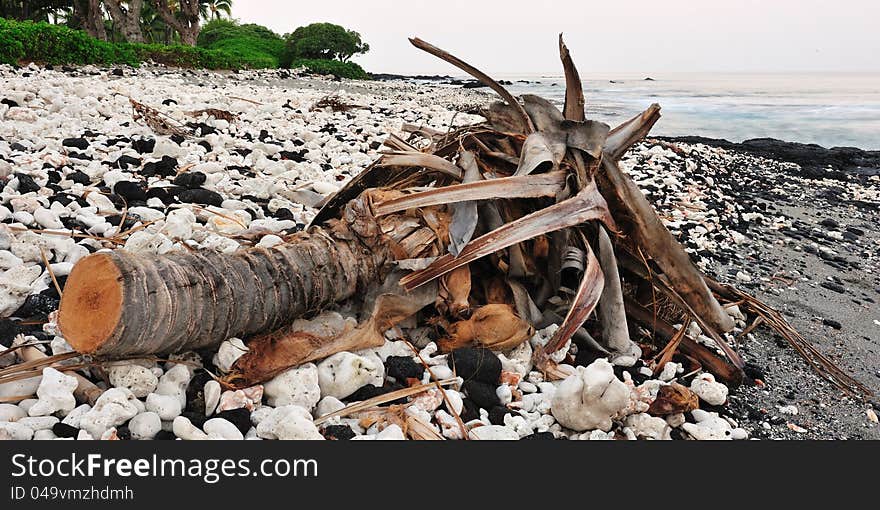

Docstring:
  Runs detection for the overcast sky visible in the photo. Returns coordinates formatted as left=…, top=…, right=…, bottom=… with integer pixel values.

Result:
left=232, top=0, right=880, bottom=74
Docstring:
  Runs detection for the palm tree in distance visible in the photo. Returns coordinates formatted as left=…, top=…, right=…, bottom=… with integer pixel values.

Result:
left=199, top=0, right=232, bottom=21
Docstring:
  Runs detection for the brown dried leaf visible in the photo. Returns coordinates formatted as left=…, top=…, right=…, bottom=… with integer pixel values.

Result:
left=647, top=383, right=699, bottom=416
left=439, top=304, right=534, bottom=352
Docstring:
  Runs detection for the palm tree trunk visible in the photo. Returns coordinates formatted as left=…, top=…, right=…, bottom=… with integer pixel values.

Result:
left=59, top=210, right=391, bottom=357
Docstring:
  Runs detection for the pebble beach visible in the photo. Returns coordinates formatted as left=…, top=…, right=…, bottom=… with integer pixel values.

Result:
left=1, top=62, right=878, bottom=441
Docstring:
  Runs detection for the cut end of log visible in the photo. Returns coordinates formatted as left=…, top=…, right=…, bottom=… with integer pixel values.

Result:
left=58, top=253, right=123, bottom=354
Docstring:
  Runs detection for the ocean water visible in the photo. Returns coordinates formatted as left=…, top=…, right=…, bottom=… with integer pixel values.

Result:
left=480, top=73, right=880, bottom=150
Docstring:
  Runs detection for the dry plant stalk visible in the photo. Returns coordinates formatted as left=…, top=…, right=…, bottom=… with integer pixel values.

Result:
left=58, top=36, right=870, bottom=400
left=130, top=98, right=191, bottom=137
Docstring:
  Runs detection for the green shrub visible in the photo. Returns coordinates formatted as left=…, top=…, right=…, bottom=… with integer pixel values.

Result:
left=281, top=22, right=369, bottom=66
left=289, top=58, right=369, bottom=80
left=0, top=18, right=139, bottom=66
left=197, top=19, right=283, bottom=68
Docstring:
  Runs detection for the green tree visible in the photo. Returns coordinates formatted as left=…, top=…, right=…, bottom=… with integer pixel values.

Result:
left=282, top=22, right=368, bottom=66
left=199, top=0, right=231, bottom=21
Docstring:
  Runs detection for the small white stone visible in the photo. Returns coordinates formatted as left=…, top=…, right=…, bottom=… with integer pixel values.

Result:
left=145, top=392, right=183, bottom=421
left=33, top=429, right=57, bottom=440
left=61, top=404, right=91, bottom=427
left=204, top=418, right=244, bottom=440
left=624, top=413, right=671, bottom=440
left=0, top=422, right=34, bottom=440
left=108, top=364, right=158, bottom=398
left=0, top=403, right=26, bottom=422
left=317, top=352, right=384, bottom=399
left=550, top=359, right=630, bottom=432
left=264, top=363, right=320, bottom=410
left=689, top=373, right=729, bottom=406
left=468, top=425, right=520, bottom=440
left=155, top=364, right=191, bottom=408
left=204, top=380, right=221, bottom=416
left=129, top=412, right=162, bottom=440
left=213, top=337, right=248, bottom=373
left=172, top=416, right=209, bottom=440
left=78, top=388, right=140, bottom=439
left=17, top=416, right=59, bottom=431
left=496, top=384, right=513, bottom=405
left=256, top=405, right=323, bottom=440
left=315, top=396, right=345, bottom=417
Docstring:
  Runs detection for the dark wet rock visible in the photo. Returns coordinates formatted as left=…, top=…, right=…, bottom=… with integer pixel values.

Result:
left=172, top=172, right=207, bottom=189
left=215, top=408, right=251, bottom=435
left=141, top=155, right=177, bottom=177
left=449, top=347, right=501, bottom=384
left=488, top=406, right=512, bottom=425
left=461, top=379, right=500, bottom=410
left=113, top=181, right=148, bottom=202
left=177, top=188, right=223, bottom=207
left=820, top=281, right=846, bottom=294
left=112, top=155, right=142, bottom=170
left=66, top=170, right=91, bottom=185
left=0, top=319, right=21, bottom=348
left=131, top=138, right=156, bottom=154
left=385, top=356, right=424, bottom=382
left=321, top=424, right=356, bottom=440
left=520, top=432, right=556, bottom=440
left=822, top=318, right=842, bottom=330
left=346, top=382, right=407, bottom=405
left=62, top=137, right=89, bottom=150
left=12, top=294, right=59, bottom=318
left=52, top=423, right=79, bottom=438
left=14, top=173, right=40, bottom=193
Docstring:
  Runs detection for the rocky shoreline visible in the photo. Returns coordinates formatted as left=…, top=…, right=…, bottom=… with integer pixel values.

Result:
left=1, top=63, right=877, bottom=440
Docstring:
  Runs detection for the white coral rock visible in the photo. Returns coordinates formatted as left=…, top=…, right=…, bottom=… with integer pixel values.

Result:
left=28, top=367, right=78, bottom=417
left=467, top=425, right=520, bottom=440
left=108, top=364, right=158, bottom=398
left=264, top=363, right=320, bottom=410
left=624, top=413, right=672, bottom=440
left=316, top=352, right=384, bottom=399
left=256, top=405, right=323, bottom=440
left=129, top=412, right=162, bottom=440
left=550, top=358, right=631, bottom=432
left=213, top=337, right=248, bottom=373
left=689, top=373, right=729, bottom=406
left=79, top=388, right=140, bottom=439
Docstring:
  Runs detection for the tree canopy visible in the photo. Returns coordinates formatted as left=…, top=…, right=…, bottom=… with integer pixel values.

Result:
left=282, top=22, right=369, bottom=65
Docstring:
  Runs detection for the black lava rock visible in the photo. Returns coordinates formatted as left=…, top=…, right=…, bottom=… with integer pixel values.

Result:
left=822, top=318, right=842, bottom=330
left=1, top=98, right=19, bottom=108
left=52, top=423, right=79, bottom=439
left=185, top=370, right=214, bottom=413
left=346, top=382, right=408, bottom=405
left=113, top=155, right=142, bottom=170
left=177, top=188, right=223, bottom=207
left=67, top=170, right=91, bottom=185
left=115, top=425, right=132, bottom=440
left=141, top=155, right=178, bottom=177
left=62, top=137, right=89, bottom=150
left=172, top=172, right=207, bottom=189
left=385, top=356, right=424, bottom=382
left=520, top=432, right=556, bottom=440
left=180, top=411, right=207, bottom=429
left=321, top=425, right=356, bottom=440
left=459, top=398, right=480, bottom=422
left=131, top=138, right=156, bottom=154
left=154, top=430, right=176, bottom=440
left=113, top=181, right=148, bottom=203
left=13, top=294, right=59, bottom=318
left=215, top=408, right=252, bottom=435
left=14, top=173, right=41, bottom=193
left=488, top=406, right=512, bottom=425
left=449, top=347, right=501, bottom=384
left=820, top=281, right=846, bottom=294
left=0, top=319, right=20, bottom=348
left=461, top=380, right=500, bottom=410
left=162, top=99, right=178, bottom=106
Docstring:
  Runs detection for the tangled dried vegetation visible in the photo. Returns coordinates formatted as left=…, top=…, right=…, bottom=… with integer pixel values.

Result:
left=50, top=36, right=871, bottom=412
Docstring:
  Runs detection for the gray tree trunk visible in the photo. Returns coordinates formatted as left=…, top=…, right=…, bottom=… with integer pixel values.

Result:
left=104, top=0, right=145, bottom=43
